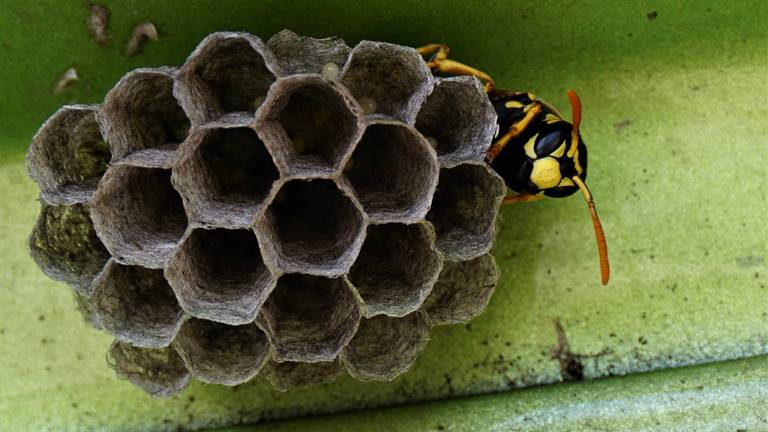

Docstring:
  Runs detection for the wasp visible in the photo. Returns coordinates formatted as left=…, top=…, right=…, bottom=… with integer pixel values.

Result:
left=418, top=44, right=610, bottom=285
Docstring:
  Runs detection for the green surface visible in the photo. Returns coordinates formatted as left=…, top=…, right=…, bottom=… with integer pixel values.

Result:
left=0, top=0, right=767, bottom=431
left=227, top=355, right=768, bottom=431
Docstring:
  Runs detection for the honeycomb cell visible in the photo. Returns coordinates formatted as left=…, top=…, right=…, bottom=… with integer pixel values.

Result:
left=172, top=318, right=270, bottom=386
left=258, top=274, right=361, bottom=362
left=175, top=32, right=280, bottom=124
left=344, top=121, right=439, bottom=223
left=173, top=115, right=279, bottom=227
left=347, top=223, right=442, bottom=318
left=90, top=166, right=188, bottom=268
left=107, top=341, right=190, bottom=398
left=341, top=41, right=433, bottom=124
left=256, top=75, right=362, bottom=176
left=266, top=29, right=351, bottom=76
left=256, top=179, right=366, bottom=276
left=426, top=163, right=505, bottom=260
left=92, top=260, right=184, bottom=348
left=415, top=76, right=497, bottom=168
left=29, top=202, right=110, bottom=295
left=340, top=311, right=430, bottom=381
left=422, top=254, right=499, bottom=326
left=26, top=105, right=110, bottom=204
left=262, top=358, right=344, bottom=392
left=98, top=68, right=190, bottom=164
left=166, top=227, right=275, bottom=325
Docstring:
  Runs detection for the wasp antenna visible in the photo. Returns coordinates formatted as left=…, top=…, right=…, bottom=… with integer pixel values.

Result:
left=566, top=89, right=582, bottom=135
left=571, top=176, right=610, bottom=285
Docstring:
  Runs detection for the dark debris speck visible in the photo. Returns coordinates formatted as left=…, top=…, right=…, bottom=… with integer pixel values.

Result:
left=647, top=11, right=658, bottom=20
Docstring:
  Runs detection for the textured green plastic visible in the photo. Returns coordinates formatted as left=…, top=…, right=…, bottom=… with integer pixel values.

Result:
left=0, top=0, right=766, bottom=431
left=223, top=355, right=768, bottom=431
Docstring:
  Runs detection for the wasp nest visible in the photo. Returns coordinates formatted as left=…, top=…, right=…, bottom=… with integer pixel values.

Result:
left=26, top=30, right=505, bottom=397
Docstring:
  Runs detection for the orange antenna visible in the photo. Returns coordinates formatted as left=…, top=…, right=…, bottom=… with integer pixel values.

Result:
left=571, top=176, right=610, bottom=285
left=567, top=89, right=582, bottom=136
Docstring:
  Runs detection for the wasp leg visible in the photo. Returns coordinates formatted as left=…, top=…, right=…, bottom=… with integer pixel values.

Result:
left=416, top=43, right=495, bottom=92
left=503, top=193, right=544, bottom=205
left=486, top=103, right=543, bottom=162
left=416, top=43, right=450, bottom=59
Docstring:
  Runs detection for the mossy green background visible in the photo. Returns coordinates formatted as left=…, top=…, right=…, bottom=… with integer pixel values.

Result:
left=0, top=0, right=766, bottom=430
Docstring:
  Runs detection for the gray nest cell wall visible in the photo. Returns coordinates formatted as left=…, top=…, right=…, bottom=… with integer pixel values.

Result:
left=26, top=29, right=505, bottom=397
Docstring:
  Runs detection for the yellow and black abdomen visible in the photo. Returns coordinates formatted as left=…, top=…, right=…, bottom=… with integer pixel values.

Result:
left=487, top=91, right=587, bottom=198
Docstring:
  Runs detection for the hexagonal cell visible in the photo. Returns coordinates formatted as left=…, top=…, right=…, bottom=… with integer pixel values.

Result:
left=422, top=254, right=500, bottom=326
left=256, top=179, right=366, bottom=276
left=175, top=32, right=280, bottom=124
left=98, top=67, right=190, bottom=164
left=90, top=166, right=188, bottom=269
left=27, top=105, right=110, bottom=204
left=107, top=341, right=190, bottom=398
left=266, top=29, right=351, bottom=76
left=92, top=260, right=184, bottom=348
left=341, top=41, right=433, bottom=124
left=344, top=121, right=439, bottom=223
left=262, top=358, right=344, bottom=392
left=340, top=311, right=430, bottom=381
left=256, top=75, right=362, bottom=176
left=29, top=202, right=110, bottom=295
left=415, top=76, right=497, bottom=168
left=166, top=227, right=275, bottom=325
left=426, top=163, right=506, bottom=260
left=173, top=116, right=279, bottom=227
left=347, top=223, right=442, bottom=318
left=172, top=318, right=270, bottom=386
left=258, top=274, right=361, bottom=362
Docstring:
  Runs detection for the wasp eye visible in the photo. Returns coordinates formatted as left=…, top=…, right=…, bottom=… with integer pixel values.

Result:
left=534, top=126, right=569, bottom=157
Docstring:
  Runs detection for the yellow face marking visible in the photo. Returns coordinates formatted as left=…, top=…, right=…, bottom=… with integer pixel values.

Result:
left=557, top=177, right=575, bottom=188
left=551, top=142, right=567, bottom=158
left=573, top=147, right=584, bottom=175
left=527, top=92, right=536, bottom=100
left=530, top=157, right=562, bottom=189
left=505, top=100, right=524, bottom=109
left=523, top=133, right=538, bottom=159
left=544, top=113, right=562, bottom=124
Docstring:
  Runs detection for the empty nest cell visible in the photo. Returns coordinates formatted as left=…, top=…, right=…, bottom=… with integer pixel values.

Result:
left=256, top=75, right=361, bottom=176
left=175, top=32, right=279, bottom=124
left=92, top=261, right=184, bottom=348
left=166, top=227, right=275, bottom=325
left=426, top=163, right=505, bottom=260
left=28, top=202, right=110, bottom=294
left=341, top=311, right=430, bottom=381
left=90, top=166, right=188, bottom=268
left=27, top=105, right=110, bottom=204
left=422, top=254, right=500, bottom=326
left=108, top=341, right=190, bottom=398
left=341, top=41, right=433, bottom=123
left=258, top=274, right=360, bottom=362
left=345, top=121, right=438, bottom=222
left=173, top=120, right=279, bottom=227
left=266, top=30, right=351, bottom=76
left=262, top=358, right=344, bottom=392
left=98, top=68, right=190, bottom=163
left=415, top=76, right=497, bottom=167
left=256, top=179, right=365, bottom=276
left=347, top=223, right=442, bottom=317
left=172, top=318, right=270, bottom=386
